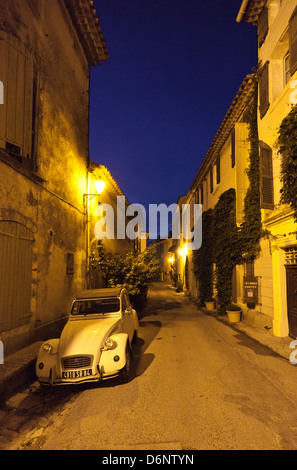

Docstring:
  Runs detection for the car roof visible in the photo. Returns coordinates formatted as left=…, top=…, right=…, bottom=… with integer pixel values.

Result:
left=74, top=287, right=123, bottom=300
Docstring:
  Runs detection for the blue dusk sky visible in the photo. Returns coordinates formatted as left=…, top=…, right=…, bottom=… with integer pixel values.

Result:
left=90, top=0, right=257, bottom=210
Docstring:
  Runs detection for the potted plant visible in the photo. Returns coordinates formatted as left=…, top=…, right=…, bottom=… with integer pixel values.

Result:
left=226, top=303, right=241, bottom=323
left=205, top=298, right=216, bottom=311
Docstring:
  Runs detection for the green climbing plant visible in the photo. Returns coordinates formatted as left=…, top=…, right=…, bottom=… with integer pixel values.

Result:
left=278, top=104, right=297, bottom=221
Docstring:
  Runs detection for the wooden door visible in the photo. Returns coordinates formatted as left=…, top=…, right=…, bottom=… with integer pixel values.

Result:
left=286, top=265, right=297, bottom=338
left=0, top=221, right=34, bottom=333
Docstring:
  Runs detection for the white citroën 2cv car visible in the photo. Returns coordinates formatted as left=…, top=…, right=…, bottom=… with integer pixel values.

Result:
left=36, top=287, right=139, bottom=386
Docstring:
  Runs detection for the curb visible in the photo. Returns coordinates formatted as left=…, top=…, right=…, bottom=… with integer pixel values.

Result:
left=0, top=342, right=42, bottom=401
left=199, top=305, right=292, bottom=363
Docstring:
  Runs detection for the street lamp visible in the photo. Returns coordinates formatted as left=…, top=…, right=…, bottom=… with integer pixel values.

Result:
left=179, top=247, right=188, bottom=258
left=83, top=179, right=106, bottom=206
left=84, top=178, right=106, bottom=288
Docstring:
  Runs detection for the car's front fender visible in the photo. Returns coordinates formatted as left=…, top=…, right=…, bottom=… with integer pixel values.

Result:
left=132, top=309, right=139, bottom=333
left=35, top=339, right=60, bottom=384
left=99, top=333, right=129, bottom=376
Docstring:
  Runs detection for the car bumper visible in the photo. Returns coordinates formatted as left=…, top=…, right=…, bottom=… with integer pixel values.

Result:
left=38, top=370, right=120, bottom=386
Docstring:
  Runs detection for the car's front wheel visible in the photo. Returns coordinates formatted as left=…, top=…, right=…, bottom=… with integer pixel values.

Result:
left=119, top=344, right=133, bottom=383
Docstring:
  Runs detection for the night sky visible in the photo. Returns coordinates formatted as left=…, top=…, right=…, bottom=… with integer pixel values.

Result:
left=90, top=0, right=257, bottom=210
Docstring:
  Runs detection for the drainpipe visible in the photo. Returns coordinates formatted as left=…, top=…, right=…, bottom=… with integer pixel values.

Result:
left=236, top=0, right=250, bottom=23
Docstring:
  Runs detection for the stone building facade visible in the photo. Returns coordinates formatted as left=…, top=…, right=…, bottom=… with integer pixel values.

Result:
left=0, top=0, right=130, bottom=354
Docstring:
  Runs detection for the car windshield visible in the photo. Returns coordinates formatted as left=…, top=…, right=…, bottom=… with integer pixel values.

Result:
left=71, top=298, right=120, bottom=316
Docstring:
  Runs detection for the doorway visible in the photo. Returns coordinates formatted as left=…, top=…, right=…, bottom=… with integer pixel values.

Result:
left=286, top=264, right=297, bottom=338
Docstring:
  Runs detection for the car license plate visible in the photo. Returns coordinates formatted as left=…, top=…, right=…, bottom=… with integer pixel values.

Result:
left=62, top=369, right=92, bottom=379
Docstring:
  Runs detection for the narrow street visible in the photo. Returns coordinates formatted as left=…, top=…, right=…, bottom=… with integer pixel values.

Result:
left=1, top=283, right=297, bottom=451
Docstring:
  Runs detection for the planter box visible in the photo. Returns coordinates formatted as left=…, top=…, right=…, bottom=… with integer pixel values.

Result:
left=205, top=302, right=215, bottom=311
left=227, top=310, right=241, bottom=323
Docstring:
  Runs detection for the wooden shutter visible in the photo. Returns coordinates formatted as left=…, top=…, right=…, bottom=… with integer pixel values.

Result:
left=290, top=7, right=297, bottom=76
left=260, top=141, right=274, bottom=209
left=216, top=155, right=221, bottom=184
left=259, top=62, right=270, bottom=119
left=258, top=7, right=269, bottom=48
left=231, top=128, right=235, bottom=168
left=0, top=221, right=34, bottom=333
left=0, top=32, right=33, bottom=160
left=210, top=166, right=214, bottom=193
left=196, top=188, right=200, bottom=205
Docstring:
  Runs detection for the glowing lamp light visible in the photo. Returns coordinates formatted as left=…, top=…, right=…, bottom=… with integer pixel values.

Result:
left=169, top=257, right=174, bottom=263
left=94, top=180, right=106, bottom=195
left=179, top=248, right=188, bottom=257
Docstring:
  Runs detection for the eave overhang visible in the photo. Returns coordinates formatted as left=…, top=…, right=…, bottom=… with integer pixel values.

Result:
left=236, top=0, right=267, bottom=25
left=64, top=0, right=109, bottom=66
left=187, top=74, right=257, bottom=199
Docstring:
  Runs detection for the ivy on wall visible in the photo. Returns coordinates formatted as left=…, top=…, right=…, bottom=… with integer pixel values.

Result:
left=241, top=82, right=263, bottom=262
left=192, top=209, right=214, bottom=306
left=192, top=80, right=267, bottom=312
left=213, top=188, right=242, bottom=314
left=278, top=104, right=297, bottom=221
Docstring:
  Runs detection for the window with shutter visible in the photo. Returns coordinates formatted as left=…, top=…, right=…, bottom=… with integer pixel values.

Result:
left=216, top=155, right=221, bottom=184
left=259, top=62, right=270, bottom=119
left=231, top=128, right=235, bottom=168
left=289, top=7, right=297, bottom=76
left=258, top=7, right=269, bottom=48
left=200, top=184, right=204, bottom=205
left=260, top=141, right=274, bottom=209
left=0, top=31, right=37, bottom=170
left=196, top=188, right=200, bottom=205
left=210, top=166, right=214, bottom=194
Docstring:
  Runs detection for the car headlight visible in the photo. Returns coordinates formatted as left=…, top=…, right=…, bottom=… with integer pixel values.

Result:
left=103, top=338, right=116, bottom=350
left=43, top=342, right=54, bottom=354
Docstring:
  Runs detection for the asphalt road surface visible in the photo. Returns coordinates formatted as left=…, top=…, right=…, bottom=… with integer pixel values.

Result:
left=1, top=283, right=297, bottom=450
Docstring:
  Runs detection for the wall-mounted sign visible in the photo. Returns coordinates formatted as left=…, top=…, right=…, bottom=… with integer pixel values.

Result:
left=244, top=277, right=258, bottom=305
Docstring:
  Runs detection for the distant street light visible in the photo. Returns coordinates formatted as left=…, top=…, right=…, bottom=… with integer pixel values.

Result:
left=83, top=179, right=106, bottom=205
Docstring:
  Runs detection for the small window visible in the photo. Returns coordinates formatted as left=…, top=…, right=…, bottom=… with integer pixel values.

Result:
left=66, top=253, right=74, bottom=275
left=200, top=184, right=204, bottom=205
left=285, top=246, right=297, bottom=265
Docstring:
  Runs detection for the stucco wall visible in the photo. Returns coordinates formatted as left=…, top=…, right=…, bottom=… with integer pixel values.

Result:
left=0, top=0, right=91, bottom=352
